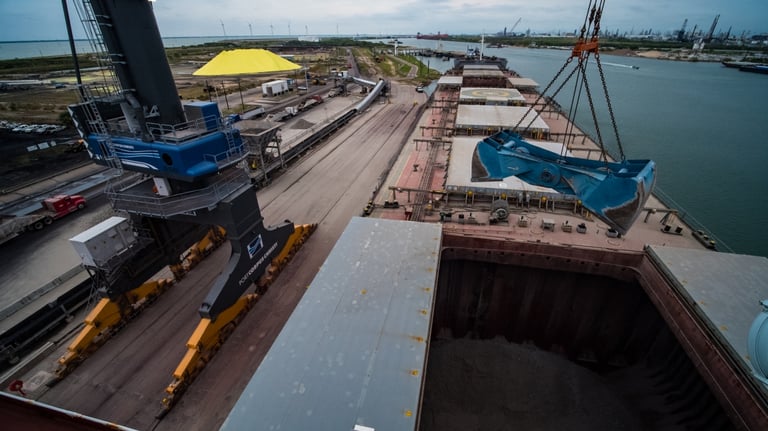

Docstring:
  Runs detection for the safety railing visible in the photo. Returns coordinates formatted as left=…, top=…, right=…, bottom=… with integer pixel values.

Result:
left=106, top=168, right=248, bottom=218
left=145, top=115, right=224, bottom=144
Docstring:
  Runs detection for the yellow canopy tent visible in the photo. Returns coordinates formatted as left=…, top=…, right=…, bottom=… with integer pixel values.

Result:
left=193, top=49, right=301, bottom=76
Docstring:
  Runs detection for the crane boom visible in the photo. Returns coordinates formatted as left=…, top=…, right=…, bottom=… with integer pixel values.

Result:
left=706, top=14, right=720, bottom=42
left=677, top=18, right=688, bottom=41
left=510, top=18, right=522, bottom=35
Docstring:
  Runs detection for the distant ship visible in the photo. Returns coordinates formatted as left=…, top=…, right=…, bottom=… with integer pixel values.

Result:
left=416, top=32, right=449, bottom=40
left=739, top=64, right=768, bottom=74
left=722, top=60, right=760, bottom=68
left=722, top=61, right=768, bottom=75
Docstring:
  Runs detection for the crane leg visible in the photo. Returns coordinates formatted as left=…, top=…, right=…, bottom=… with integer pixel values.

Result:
left=54, top=279, right=174, bottom=379
left=160, top=185, right=316, bottom=413
left=53, top=225, right=227, bottom=381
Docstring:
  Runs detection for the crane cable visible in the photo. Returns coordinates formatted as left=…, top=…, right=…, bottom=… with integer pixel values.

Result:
left=594, top=52, right=625, bottom=160
left=516, top=0, right=627, bottom=163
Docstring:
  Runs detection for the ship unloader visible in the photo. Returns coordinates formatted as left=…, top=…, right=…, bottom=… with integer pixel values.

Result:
left=49, top=0, right=316, bottom=415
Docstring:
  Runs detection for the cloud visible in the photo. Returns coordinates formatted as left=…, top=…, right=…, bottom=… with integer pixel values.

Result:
left=1, top=0, right=766, bottom=41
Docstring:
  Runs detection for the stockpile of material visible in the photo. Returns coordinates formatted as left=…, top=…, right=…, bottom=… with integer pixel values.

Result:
left=420, top=338, right=643, bottom=431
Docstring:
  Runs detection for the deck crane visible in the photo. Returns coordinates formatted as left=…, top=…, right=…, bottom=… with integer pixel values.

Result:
left=472, top=0, right=656, bottom=235
left=54, top=0, right=315, bottom=414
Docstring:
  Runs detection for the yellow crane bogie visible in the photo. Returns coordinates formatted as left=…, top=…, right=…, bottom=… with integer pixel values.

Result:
left=55, top=278, right=174, bottom=378
left=161, top=223, right=317, bottom=413
left=162, top=294, right=258, bottom=410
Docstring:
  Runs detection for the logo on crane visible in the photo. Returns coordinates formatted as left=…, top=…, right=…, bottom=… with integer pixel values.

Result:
left=247, top=234, right=264, bottom=258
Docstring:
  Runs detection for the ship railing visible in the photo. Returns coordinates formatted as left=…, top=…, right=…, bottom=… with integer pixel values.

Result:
left=555, top=112, right=732, bottom=252
left=651, top=186, right=733, bottom=253
left=106, top=168, right=248, bottom=218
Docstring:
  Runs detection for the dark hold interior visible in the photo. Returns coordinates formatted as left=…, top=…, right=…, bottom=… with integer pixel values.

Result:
left=419, top=245, right=736, bottom=431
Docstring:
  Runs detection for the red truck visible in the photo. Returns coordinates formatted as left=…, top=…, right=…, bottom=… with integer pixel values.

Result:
left=0, top=194, right=86, bottom=246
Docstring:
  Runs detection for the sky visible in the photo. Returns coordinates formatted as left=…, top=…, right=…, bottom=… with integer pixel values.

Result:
left=1, top=0, right=766, bottom=41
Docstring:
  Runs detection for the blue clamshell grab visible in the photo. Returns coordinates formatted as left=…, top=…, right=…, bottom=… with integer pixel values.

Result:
left=471, top=130, right=656, bottom=235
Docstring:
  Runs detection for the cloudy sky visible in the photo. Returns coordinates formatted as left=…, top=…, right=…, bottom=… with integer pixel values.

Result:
left=1, top=0, right=766, bottom=41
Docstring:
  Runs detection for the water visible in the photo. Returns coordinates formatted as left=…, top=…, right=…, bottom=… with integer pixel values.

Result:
left=2, top=38, right=767, bottom=256
left=404, top=39, right=768, bottom=257
left=0, top=36, right=264, bottom=60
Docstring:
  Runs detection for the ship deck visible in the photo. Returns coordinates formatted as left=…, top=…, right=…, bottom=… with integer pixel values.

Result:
left=372, top=83, right=704, bottom=253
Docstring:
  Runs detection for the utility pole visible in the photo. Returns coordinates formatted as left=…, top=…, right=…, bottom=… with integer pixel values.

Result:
left=238, top=79, right=244, bottom=111
left=221, top=82, right=229, bottom=110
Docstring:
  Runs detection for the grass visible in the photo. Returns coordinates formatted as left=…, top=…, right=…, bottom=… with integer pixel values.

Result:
left=0, top=38, right=414, bottom=124
left=0, top=55, right=98, bottom=77
left=0, top=86, right=79, bottom=124
left=401, top=54, right=441, bottom=82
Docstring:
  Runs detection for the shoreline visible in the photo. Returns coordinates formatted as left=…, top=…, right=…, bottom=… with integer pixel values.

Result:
left=604, top=47, right=727, bottom=62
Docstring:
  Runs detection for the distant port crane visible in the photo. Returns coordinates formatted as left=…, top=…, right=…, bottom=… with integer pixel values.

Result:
left=677, top=18, right=688, bottom=41
left=705, top=14, right=720, bottom=43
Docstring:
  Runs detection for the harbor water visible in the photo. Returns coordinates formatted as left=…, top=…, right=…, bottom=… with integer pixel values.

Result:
left=0, top=36, right=268, bottom=60
left=1, top=37, right=767, bottom=256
